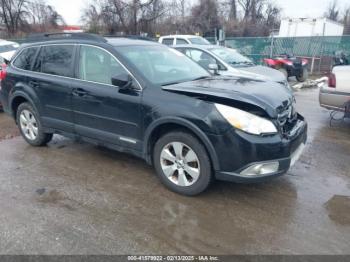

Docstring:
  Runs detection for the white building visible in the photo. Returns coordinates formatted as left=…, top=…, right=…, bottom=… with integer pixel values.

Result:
left=278, top=18, right=344, bottom=37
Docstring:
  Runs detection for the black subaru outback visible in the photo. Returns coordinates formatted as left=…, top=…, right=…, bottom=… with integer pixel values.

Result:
left=0, top=33, right=307, bottom=196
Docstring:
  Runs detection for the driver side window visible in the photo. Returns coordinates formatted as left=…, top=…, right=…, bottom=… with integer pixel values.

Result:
left=78, top=45, right=127, bottom=86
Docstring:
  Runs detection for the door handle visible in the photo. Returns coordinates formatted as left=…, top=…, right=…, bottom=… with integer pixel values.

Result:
left=72, top=88, right=88, bottom=97
left=28, top=81, right=39, bottom=88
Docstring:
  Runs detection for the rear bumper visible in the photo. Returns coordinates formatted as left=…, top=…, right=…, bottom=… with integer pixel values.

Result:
left=213, top=115, right=307, bottom=183
left=319, top=85, right=350, bottom=111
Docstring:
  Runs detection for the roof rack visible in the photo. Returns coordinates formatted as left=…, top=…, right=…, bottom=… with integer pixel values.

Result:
left=104, top=34, right=155, bottom=42
left=25, top=33, right=107, bottom=43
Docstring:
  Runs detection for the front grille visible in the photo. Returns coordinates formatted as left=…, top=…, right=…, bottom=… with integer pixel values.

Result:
left=277, top=103, right=298, bottom=135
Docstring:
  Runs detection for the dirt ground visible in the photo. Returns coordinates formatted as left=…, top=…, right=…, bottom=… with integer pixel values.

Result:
left=0, top=111, right=19, bottom=141
left=0, top=87, right=349, bottom=255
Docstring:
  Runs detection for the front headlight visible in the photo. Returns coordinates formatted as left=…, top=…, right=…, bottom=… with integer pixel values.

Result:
left=215, top=104, right=278, bottom=135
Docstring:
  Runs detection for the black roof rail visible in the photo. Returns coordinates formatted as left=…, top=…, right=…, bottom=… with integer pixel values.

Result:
left=25, top=33, right=107, bottom=43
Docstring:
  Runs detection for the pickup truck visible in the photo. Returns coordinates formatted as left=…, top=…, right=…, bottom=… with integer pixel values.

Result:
left=320, top=65, right=350, bottom=112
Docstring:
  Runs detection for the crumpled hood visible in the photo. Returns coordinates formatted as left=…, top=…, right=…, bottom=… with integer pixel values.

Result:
left=162, top=76, right=293, bottom=118
left=239, top=65, right=287, bottom=83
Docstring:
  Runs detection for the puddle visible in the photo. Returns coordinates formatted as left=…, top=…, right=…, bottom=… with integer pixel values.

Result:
left=325, top=195, right=350, bottom=226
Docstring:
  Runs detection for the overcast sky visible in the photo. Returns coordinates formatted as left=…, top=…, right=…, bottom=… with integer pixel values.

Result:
left=47, top=0, right=350, bottom=25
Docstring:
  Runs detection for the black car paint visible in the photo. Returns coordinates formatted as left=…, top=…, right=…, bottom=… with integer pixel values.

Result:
left=0, top=38, right=307, bottom=182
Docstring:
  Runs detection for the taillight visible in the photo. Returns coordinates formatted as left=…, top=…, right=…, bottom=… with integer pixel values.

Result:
left=328, top=73, right=336, bottom=88
left=0, top=63, right=7, bottom=81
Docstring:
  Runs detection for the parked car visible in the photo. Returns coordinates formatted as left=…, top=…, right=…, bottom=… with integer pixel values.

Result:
left=264, top=54, right=309, bottom=82
left=159, top=35, right=211, bottom=46
left=320, top=65, right=350, bottom=112
left=0, top=40, right=19, bottom=63
left=0, top=33, right=307, bottom=196
left=0, top=40, right=19, bottom=111
left=174, top=45, right=288, bottom=86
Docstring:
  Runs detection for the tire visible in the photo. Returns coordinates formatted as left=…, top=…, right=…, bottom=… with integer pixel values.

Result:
left=153, top=131, right=213, bottom=196
left=278, top=68, right=288, bottom=79
left=16, top=102, right=53, bottom=146
left=296, top=68, right=308, bottom=82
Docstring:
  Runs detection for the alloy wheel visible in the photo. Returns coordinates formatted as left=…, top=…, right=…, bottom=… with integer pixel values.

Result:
left=19, top=109, right=38, bottom=141
left=160, top=142, right=201, bottom=187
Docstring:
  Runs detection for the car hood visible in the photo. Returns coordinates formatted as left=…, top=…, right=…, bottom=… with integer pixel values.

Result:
left=162, top=76, right=293, bottom=118
left=238, top=65, right=287, bottom=83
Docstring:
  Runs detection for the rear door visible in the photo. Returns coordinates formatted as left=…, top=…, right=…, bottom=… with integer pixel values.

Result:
left=30, top=44, right=76, bottom=132
left=71, top=45, right=142, bottom=150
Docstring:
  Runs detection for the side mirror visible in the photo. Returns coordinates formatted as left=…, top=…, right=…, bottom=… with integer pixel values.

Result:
left=111, top=74, right=133, bottom=89
left=208, top=63, right=219, bottom=75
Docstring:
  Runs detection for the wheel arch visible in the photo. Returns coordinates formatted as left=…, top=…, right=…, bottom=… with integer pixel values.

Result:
left=143, top=117, right=220, bottom=171
left=9, top=91, right=40, bottom=121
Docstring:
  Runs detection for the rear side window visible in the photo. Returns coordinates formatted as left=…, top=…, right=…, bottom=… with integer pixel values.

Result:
left=13, top=47, right=38, bottom=70
left=162, top=38, right=174, bottom=46
left=175, top=39, right=189, bottom=45
left=34, top=45, right=75, bottom=77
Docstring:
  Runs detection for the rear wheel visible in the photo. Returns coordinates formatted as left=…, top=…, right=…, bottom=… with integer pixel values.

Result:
left=153, top=131, right=212, bottom=196
left=296, top=67, right=308, bottom=82
left=17, top=103, right=53, bottom=146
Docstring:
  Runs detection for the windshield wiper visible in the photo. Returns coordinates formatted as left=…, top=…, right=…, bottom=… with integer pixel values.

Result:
left=230, top=61, right=253, bottom=66
left=242, top=61, right=255, bottom=65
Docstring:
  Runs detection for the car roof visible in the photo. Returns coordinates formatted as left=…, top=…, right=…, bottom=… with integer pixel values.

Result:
left=106, top=37, right=160, bottom=47
left=0, top=40, right=18, bottom=46
left=19, top=37, right=162, bottom=48
left=174, top=44, right=237, bottom=51
left=160, top=35, right=204, bottom=39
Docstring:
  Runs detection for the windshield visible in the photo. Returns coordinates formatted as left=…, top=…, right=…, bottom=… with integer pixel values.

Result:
left=0, top=44, right=17, bottom=53
left=189, top=37, right=211, bottom=45
left=210, top=47, right=254, bottom=67
left=117, top=45, right=210, bottom=85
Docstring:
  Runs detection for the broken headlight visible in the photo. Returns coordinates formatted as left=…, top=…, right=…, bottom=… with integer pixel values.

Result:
left=215, top=104, right=278, bottom=135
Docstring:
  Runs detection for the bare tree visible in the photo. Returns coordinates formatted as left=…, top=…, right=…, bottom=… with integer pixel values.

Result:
left=325, top=0, right=340, bottom=21
left=342, top=6, right=350, bottom=35
left=190, top=0, right=221, bottom=34
left=80, top=0, right=282, bottom=37
left=229, top=0, right=237, bottom=20
left=0, top=0, right=27, bottom=35
left=81, top=1, right=104, bottom=33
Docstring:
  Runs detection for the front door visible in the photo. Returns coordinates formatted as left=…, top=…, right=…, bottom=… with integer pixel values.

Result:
left=71, top=45, right=142, bottom=151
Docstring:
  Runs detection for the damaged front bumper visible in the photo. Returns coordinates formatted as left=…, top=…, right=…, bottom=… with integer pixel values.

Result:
left=212, top=114, right=308, bottom=183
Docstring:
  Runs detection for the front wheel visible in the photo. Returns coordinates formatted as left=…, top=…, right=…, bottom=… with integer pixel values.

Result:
left=17, top=103, right=53, bottom=146
left=296, top=68, right=309, bottom=82
left=153, top=131, right=212, bottom=196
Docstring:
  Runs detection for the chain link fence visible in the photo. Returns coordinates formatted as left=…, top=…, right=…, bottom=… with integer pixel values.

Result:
left=6, top=35, right=350, bottom=75
left=221, top=35, right=350, bottom=75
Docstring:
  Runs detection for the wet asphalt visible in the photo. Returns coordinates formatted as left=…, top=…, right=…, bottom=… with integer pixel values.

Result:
left=0, top=87, right=349, bottom=255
